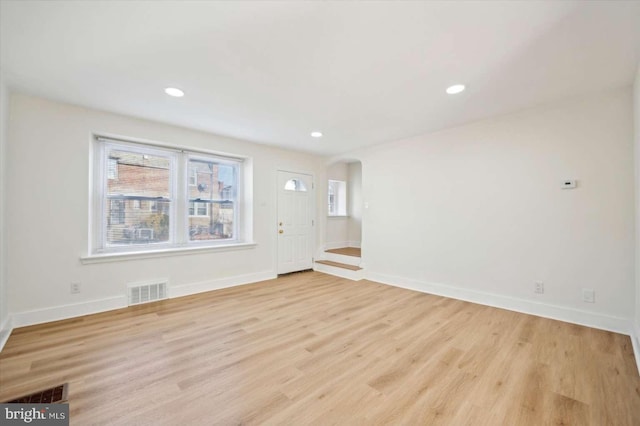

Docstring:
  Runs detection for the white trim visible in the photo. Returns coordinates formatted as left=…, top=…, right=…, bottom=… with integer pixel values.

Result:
left=94, top=132, right=249, bottom=162
left=348, top=241, right=361, bottom=248
left=632, top=323, right=640, bottom=376
left=10, top=270, right=276, bottom=329
left=328, top=179, right=347, bottom=216
left=0, top=315, right=13, bottom=352
left=169, top=270, right=275, bottom=298
left=314, top=263, right=363, bottom=281
left=80, top=242, right=257, bottom=264
left=11, top=296, right=128, bottom=328
left=366, top=271, right=631, bottom=335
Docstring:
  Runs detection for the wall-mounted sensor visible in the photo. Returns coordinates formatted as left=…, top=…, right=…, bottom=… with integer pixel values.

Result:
left=561, top=180, right=577, bottom=189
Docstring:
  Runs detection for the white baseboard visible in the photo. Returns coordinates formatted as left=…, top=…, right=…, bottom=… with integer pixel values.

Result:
left=365, top=271, right=631, bottom=335
left=632, top=323, right=640, bottom=376
left=169, top=270, right=276, bottom=298
left=0, top=315, right=13, bottom=352
left=348, top=241, right=361, bottom=248
left=11, top=295, right=128, bottom=328
left=9, top=270, right=277, bottom=330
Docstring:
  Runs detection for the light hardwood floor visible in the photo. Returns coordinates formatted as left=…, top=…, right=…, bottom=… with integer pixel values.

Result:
left=325, top=247, right=361, bottom=257
left=315, top=260, right=362, bottom=271
left=1, top=271, right=638, bottom=425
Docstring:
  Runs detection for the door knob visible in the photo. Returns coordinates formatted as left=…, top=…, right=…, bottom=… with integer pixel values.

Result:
left=279, top=230, right=284, bottom=234
left=279, top=222, right=283, bottom=226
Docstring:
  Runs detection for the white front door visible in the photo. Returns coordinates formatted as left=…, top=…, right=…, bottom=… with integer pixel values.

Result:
left=277, top=171, right=314, bottom=274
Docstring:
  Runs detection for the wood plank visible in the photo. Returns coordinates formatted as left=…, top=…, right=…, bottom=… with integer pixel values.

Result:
left=325, top=247, right=361, bottom=257
left=315, top=260, right=362, bottom=271
left=1, top=271, right=638, bottom=425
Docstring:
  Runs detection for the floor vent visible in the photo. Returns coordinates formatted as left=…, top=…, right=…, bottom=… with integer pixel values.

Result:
left=127, top=280, right=168, bottom=306
left=4, top=383, right=68, bottom=404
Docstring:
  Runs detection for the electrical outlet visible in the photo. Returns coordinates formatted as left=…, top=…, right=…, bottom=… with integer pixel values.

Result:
left=534, top=281, right=544, bottom=294
left=70, top=282, right=81, bottom=294
left=582, top=288, right=595, bottom=303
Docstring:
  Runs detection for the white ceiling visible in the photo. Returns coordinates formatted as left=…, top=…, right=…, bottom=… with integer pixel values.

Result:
left=2, top=1, right=640, bottom=156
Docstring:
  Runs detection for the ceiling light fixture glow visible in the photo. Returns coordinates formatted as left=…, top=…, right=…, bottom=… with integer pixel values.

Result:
left=446, top=84, right=465, bottom=95
left=311, top=131, right=323, bottom=138
left=164, top=87, right=185, bottom=97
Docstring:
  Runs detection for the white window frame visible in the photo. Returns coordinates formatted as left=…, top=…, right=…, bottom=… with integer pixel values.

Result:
left=91, top=136, right=245, bottom=255
left=328, top=180, right=347, bottom=216
left=186, top=153, right=240, bottom=246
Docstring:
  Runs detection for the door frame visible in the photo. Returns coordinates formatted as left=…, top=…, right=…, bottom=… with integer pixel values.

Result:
left=275, top=169, right=316, bottom=274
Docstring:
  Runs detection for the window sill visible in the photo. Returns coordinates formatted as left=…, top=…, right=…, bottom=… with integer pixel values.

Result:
left=80, top=242, right=257, bottom=264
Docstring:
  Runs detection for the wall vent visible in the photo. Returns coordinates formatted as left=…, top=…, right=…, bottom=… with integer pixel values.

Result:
left=127, top=279, right=168, bottom=306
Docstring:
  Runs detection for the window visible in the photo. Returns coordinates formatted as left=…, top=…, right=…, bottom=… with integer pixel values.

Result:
left=328, top=180, right=347, bottom=216
left=92, top=136, right=242, bottom=254
left=186, top=157, right=238, bottom=241
left=107, top=158, right=118, bottom=180
left=284, top=178, right=307, bottom=192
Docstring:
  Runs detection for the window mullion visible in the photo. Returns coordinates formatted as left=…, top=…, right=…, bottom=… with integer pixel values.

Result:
left=175, top=152, right=187, bottom=246
left=95, top=141, right=107, bottom=252
left=234, top=163, right=240, bottom=241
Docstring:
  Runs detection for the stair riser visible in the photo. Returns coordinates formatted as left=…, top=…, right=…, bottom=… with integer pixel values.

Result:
left=324, top=252, right=361, bottom=266
left=314, top=263, right=363, bottom=281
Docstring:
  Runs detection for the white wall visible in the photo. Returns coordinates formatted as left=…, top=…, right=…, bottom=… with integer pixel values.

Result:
left=358, top=87, right=635, bottom=332
left=0, top=73, right=9, bottom=346
left=6, top=94, right=325, bottom=325
left=348, top=161, right=362, bottom=244
left=634, top=67, right=640, bottom=344
left=326, top=162, right=349, bottom=246
left=4, top=86, right=636, bottom=339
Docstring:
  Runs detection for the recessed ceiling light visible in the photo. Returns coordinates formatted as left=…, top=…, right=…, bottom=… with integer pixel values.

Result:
left=164, top=87, right=185, bottom=97
left=310, top=131, right=323, bottom=138
left=446, top=84, right=465, bottom=95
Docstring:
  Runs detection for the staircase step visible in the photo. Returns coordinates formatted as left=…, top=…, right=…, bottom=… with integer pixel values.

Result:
left=324, top=252, right=361, bottom=266
left=314, top=260, right=364, bottom=281
left=315, top=260, right=362, bottom=271
left=325, top=247, right=361, bottom=257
